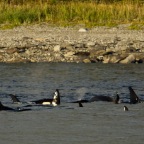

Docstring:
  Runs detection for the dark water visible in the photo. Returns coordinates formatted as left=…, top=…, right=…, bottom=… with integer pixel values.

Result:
left=0, top=63, right=144, bottom=144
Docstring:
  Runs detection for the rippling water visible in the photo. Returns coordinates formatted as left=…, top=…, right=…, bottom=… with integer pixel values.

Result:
left=0, top=63, right=144, bottom=144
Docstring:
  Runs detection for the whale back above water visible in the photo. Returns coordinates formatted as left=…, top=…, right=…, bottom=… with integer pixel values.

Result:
left=0, top=101, right=31, bottom=112
left=70, top=92, right=119, bottom=104
left=0, top=101, right=14, bottom=111
left=70, top=99, right=89, bottom=103
left=89, top=95, right=113, bottom=102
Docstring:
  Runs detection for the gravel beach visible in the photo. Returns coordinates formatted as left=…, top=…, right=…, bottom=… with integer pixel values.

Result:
left=0, top=23, right=144, bottom=63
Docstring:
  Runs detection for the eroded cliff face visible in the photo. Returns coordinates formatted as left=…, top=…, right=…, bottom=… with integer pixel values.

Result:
left=0, top=24, right=144, bottom=63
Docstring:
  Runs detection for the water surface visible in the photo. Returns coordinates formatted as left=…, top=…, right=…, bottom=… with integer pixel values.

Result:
left=0, top=63, right=144, bottom=144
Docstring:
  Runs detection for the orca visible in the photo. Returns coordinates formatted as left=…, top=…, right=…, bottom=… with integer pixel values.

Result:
left=69, top=87, right=142, bottom=104
left=0, top=101, right=31, bottom=112
left=129, top=86, right=141, bottom=104
left=112, top=87, right=142, bottom=104
left=31, top=89, right=60, bottom=106
left=10, top=89, right=60, bottom=106
left=70, top=92, right=120, bottom=104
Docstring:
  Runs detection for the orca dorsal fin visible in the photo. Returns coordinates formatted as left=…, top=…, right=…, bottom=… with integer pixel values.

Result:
left=124, top=106, right=129, bottom=111
left=9, top=94, right=20, bottom=103
left=53, top=89, right=60, bottom=105
left=113, top=92, right=120, bottom=104
left=78, top=102, right=83, bottom=107
left=129, top=87, right=140, bottom=104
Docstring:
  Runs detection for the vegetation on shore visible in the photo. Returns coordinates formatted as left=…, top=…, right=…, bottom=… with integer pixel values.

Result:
left=0, top=0, right=144, bottom=29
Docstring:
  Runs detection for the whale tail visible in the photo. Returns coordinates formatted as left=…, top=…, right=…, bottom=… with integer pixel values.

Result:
left=129, top=87, right=140, bottom=104
left=52, top=89, right=60, bottom=105
left=9, top=94, right=21, bottom=103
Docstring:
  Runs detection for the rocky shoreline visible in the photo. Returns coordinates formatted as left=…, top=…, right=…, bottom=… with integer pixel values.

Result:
left=0, top=23, right=144, bottom=64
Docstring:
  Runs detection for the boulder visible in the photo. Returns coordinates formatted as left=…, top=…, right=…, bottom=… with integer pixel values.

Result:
left=103, top=55, right=122, bottom=63
left=64, top=51, right=75, bottom=57
left=87, top=42, right=95, bottom=47
left=120, top=54, right=135, bottom=64
left=54, top=45, right=61, bottom=52
left=5, top=48, right=17, bottom=54
left=83, top=59, right=91, bottom=63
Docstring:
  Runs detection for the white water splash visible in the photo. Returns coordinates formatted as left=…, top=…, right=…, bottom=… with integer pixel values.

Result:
left=76, top=87, right=88, bottom=100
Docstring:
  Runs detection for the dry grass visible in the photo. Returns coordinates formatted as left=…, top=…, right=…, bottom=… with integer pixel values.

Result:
left=0, top=0, right=144, bottom=29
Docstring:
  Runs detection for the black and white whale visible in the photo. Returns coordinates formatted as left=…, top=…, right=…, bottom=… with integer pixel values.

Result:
left=10, top=89, right=60, bottom=106
left=0, top=101, right=31, bottom=112
left=31, top=89, right=60, bottom=106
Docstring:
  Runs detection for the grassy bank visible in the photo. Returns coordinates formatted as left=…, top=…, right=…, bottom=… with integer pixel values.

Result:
left=0, top=0, right=144, bottom=29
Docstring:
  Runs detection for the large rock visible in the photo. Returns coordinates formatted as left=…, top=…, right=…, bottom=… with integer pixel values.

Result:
left=5, top=48, right=17, bottom=54
left=64, top=51, right=75, bottom=57
left=54, top=45, right=61, bottom=52
left=87, top=42, right=95, bottom=47
left=120, top=54, right=135, bottom=64
left=103, top=55, right=122, bottom=63
left=83, top=59, right=91, bottom=63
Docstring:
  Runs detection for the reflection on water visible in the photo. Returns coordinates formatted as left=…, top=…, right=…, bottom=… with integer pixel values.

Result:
left=0, top=63, right=144, bottom=144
